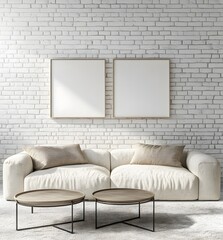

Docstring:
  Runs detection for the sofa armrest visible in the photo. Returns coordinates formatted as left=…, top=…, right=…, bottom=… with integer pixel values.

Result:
left=3, top=152, right=33, bottom=200
left=186, top=151, right=221, bottom=200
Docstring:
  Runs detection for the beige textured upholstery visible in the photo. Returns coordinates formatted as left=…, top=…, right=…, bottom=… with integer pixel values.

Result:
left=130, top=144, right=184, bottom=167
left=111, top=149, right=134, bottom=170
left=24, top=144, right=88, bottom=170
left=3, top=148, right=221, bottom=201
left=24, top=164, right=110, bottom=200
left=186, top=151, right=221, bottom=200
left=111, top=164, right=198, bottom=200
left=83, top=149, right=110, bottom=171
left=3, top=152, right=33, bottom=200
left=3, top=149, right=110, bottom=200
left=111, top=149, right=188, bottom=169
left=110, top=149, right=220, bottom=200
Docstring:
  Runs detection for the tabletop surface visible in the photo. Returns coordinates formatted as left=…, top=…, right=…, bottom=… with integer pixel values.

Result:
left=93, top=188, right=154, bottom=204
left=15, top=189, right=85, bottom=207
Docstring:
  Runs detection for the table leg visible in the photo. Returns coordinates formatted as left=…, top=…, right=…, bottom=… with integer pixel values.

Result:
left=15, top=201, right=84, bottom=234
left=83, top=200, right=85, bottom=221
left=16, top=203, right=18, bottom=231
left=95, top=200, right=155, bottom=232
left=95, top=200, right=97, bottom=229
left=71, top=202, right=74, bottom=234
left=153, top=198, right=155, bottom=232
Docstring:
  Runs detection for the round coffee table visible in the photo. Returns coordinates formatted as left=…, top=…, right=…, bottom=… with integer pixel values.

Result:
left=93, top=188, right=155, bottom=232
left=15, top=189, right=85, bottom=234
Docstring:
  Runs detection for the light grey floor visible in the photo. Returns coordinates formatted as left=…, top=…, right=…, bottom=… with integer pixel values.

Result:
left=1, top=192, right=223, bottom=240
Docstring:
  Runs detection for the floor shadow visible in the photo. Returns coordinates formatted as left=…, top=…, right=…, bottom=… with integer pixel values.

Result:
left=154, top=213, right=194, bottom=231
left=76, top=209, right=195, bottom=233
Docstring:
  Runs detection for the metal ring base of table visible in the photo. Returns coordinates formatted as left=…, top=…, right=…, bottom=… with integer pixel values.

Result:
left=16, top=201, right=85, bottom=234
left=95, top=198, right=155, bottom=232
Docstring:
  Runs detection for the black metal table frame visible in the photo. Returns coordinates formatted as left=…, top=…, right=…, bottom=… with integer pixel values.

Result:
left=95, top=198, right=155, bottom=232
left=16, top=200, right=85, bottom=234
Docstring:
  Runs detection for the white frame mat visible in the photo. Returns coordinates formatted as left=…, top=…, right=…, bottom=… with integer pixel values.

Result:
left=114, top=59, right=170, bottom=118
left=50, top=59, right=105, bottom=118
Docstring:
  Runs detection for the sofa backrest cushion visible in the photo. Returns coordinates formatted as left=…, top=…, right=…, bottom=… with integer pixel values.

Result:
left=110, top=149, right=188, bottom=170
left=83, top=149, right=110, bottom=171
left=110, top=149, right=135, bottom=171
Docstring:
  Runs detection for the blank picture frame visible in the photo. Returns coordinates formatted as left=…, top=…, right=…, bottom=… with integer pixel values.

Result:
left=50, top=59, right=105, bottom=118
left=114, top=59, right=170, bottom=118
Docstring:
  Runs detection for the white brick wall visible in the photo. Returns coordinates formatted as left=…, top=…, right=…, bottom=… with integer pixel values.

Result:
left=0, top=0, right=223, bottom=182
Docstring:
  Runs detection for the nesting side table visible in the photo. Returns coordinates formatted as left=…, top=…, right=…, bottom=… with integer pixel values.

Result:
left=14, top=189, right=85, bottom=234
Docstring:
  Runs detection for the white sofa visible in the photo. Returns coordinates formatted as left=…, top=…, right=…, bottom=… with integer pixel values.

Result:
left=3, top=149, right=221, bottom=201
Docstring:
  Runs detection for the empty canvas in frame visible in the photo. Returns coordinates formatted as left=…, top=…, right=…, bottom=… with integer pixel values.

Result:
left=114, top=59, right=170, bottom=118
left=51, top=59, right=105, bottom=118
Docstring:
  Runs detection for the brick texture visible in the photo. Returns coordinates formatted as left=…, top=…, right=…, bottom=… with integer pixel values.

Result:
left=0, top=0, right=223, bottom=182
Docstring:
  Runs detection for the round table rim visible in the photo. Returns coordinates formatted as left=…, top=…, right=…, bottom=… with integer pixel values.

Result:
left=14, top=189, right=85, bottom=207
left=92, top=188, right=154, bottom=204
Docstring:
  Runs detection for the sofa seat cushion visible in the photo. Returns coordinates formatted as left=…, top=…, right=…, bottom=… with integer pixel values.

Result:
left=24, top=164, right=110, bottom=200
left=111, top=165, right=198, bottom=200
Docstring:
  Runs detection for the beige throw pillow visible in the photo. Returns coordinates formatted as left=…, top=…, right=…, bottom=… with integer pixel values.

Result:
left=24, top=144, right=88, bottom=170
left=130, top=143, right=185, bottom=167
